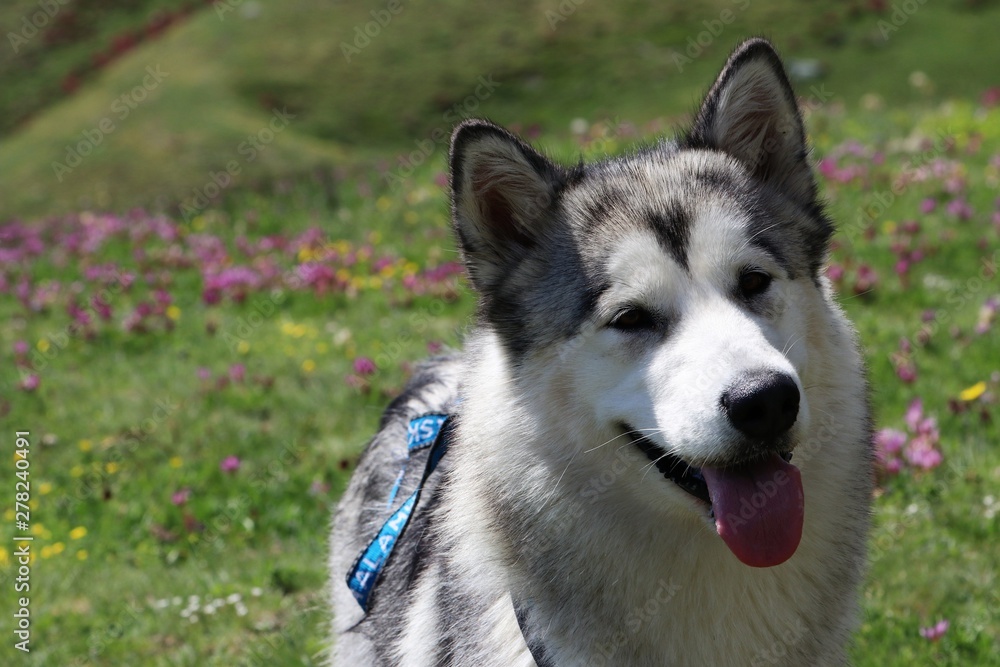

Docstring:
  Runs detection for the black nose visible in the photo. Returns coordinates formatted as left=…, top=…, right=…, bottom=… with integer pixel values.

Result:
left=722, top=371, right=800, bottom=440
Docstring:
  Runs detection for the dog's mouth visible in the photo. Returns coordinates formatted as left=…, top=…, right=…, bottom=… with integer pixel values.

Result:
left=624, top=426, right=803, bottom=568
left=628, top=430, right=714, bottom=506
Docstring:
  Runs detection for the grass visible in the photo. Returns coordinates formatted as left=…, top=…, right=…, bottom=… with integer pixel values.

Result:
left=2, top=99, right=1000, bottom=664
left=5, top=0, right=1000, bottom=218
left=1, top=1, right=999, bottom=665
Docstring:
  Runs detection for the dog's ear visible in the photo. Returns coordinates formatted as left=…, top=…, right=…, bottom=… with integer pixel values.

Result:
left=686, top=38, right=817, bottom=209
left=449, top=119, right=565, bottom=291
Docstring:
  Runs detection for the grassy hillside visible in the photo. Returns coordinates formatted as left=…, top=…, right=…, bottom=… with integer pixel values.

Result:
left=2, top=0, right=1000, bottom=218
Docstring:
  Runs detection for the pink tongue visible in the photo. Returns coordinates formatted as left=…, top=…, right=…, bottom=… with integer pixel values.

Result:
left=701, top=454, right=804, bottom=568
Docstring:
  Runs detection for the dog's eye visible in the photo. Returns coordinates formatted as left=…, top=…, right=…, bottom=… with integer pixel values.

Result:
left=739, top=271, right=772, bottom=298
left=609, top=307, right=656, bottom=331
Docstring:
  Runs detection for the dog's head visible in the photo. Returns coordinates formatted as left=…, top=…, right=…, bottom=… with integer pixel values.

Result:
left=449, top=39, right=839, bottom=567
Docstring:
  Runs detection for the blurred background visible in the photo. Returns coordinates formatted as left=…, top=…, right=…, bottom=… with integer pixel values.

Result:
left=1, top=0, right=998, bottom=665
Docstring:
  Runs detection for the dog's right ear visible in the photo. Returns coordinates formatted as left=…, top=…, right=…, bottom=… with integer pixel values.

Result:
left=449, top=119, right=565, bottom=292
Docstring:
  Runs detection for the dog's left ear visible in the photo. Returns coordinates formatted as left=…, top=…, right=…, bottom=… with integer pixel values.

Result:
left=449, top=119, right=566, bottom=293
left=687, top=38, right=817, bottom=209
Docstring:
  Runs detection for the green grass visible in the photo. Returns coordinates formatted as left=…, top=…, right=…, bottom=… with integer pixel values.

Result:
left=2, top=1, right=1000, bottom=665
left=2, top=98, right=1000, bottom=664
left=5, top=0, right=1000, bottom=218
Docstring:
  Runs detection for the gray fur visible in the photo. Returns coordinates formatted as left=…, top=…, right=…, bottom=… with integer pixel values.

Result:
left=330, top=38, right=871, bottom=666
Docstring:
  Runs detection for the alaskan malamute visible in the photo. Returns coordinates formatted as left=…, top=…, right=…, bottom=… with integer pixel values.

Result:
left=330, top=38, right=872, bottom=666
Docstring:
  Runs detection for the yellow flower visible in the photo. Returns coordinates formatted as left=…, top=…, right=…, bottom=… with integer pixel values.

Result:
left=30, top=524, right=45, bottom=536
left=38, top=482, right=52, bottom=495
left=69, top=526, right=87, bottom=540
left=0, top=548, right=7, bottom=566
left=166, top=306, right=181, bottom=321
left=3, top=509, right=11, bottom=521
left=237, top=340, right=250, bottom=355
left=315, top=342, right=329, bottom=354
left=52, top=542, right=65, bottom=555
left=76, top=550, right=88, bottom=561
left=959, top=381, right=987, bottom=402
left=368, top=277, right=383, bottom=290
left=41, top=546, right=52, bottom=559
left=336, top=268, right=351, bottom=282
left=375, top=197, right=391, bottom=212
left=169, top=457, right=183, bottom=468
left=105, top=462, right=119, bottom=474
left=70, top=465, right=84, bottom=478
left=37, top=338, right=50, bottom=353
left=302, top=359, right=316, bottom=373
left=79, top=439, right=92, bottom=452
left=882, top=220, right=896, bottom=235
left=404, top=211, right=418, bottom=225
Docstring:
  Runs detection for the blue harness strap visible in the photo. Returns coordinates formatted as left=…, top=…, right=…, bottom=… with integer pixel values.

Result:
left=346, top=413, right=452, bottom=611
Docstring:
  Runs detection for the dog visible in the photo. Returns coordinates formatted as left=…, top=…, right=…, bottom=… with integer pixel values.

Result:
left=330, top=38, right=872, bottom=666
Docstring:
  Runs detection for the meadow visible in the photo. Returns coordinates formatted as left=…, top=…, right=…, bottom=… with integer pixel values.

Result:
left=1, top=1, right=1000, bottom=665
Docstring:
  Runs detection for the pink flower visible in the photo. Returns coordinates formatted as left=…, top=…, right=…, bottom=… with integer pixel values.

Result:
left=945, top=198, right=973, bottom=220
left=919, top=619, right=949, bottom=641
left=904, top=399, right=923, bottom=432
left=220, top=456, right=241, bottom=473
left=353, top=357, right=377, bottom=376
left=919, top=198, right=936, bottom=214
left=171, top=488, right=191, bottom=506
left=18, top=374, right=40, bottom=392
left=13, top=340, right=28, bottom=357
left=905, top=435, right=943, bottom=470
left=826, top=263, right=844, bottom=282
left=896, top=362, right=917, bottom=384
left=874, top=428, right=907, bottom=457
left=197, top=367, right=212, bottom=381
left=229, top=363, right=246, bottom=383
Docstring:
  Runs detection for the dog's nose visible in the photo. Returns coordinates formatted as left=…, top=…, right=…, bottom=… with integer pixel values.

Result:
left=722, top=371, right=800, bottom=440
